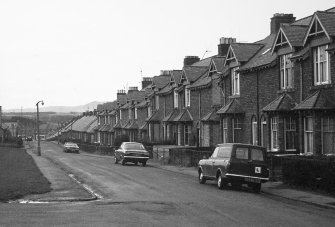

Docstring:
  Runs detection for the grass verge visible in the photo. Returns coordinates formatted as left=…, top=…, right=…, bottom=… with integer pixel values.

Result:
left=0, top=147, right=51, bottom=202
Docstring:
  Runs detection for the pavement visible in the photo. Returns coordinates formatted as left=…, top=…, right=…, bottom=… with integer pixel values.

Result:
left=22, top=143, right=335, bottom=210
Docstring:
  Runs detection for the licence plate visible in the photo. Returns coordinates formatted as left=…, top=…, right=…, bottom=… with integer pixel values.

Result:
left=245, top=177, right=261, bottom=183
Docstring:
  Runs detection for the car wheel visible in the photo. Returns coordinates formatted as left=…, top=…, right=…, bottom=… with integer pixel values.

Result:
left=134, top=162, right=138, bottom=166
left=199, top=170, right=206, bottom=184
left=114, top=156, right=118, bottom=164
left=121, top=159, right=126, bottom=165
left=142, top=162, right=146, bottom=167
left=252, top=183, right=261, bottom=193
left=217, top=174, right=224, bottom=189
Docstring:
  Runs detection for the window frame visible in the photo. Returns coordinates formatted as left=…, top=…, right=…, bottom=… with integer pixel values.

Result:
left=271, top=116, right=279, bottom=151
left=185, top=88, right=191, bottom=107
left=280, top=54, right=294, bottom=90
left=252, top=117, right=258, bottom=145
left=284, top=117, right=296, bottom=151
left=231, top=67, right=240, bottom=96
left=313, top=45, right=330, bottom=85
left=174, top=89, right=179, bottom=108
left=304, top=116, right=314, bottom=154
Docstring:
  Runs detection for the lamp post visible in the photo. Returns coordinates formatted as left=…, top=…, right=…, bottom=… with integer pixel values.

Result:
left=36, top=100, right=44, bottom=156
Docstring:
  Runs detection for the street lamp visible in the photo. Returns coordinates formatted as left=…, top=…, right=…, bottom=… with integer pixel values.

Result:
left=36, top=100, right=44, bottom=156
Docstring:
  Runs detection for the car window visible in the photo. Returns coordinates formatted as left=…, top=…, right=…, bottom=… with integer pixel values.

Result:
left=235, top=147, right=249, bottom=160
left=251, top=149, right=264, bottom=161
left=217, top=147, right=231, bottom=158
left=124, top=143, right=145, bottom=150
left=211, top=147, right=219, bottom=158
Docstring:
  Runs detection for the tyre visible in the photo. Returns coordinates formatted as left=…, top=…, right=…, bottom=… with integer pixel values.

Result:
left=121, top=159, right=126, bottom=165
left=134, top=162, right=138, bottom=166
left=252, top=183, right=261, bottom=193
left=198, top=170, right=206, bottom=184
left=142, top=161, right=146, bottom=167
left=217, top=173, right=224, bottom=189
left=114, top=156, right=118, bottom=164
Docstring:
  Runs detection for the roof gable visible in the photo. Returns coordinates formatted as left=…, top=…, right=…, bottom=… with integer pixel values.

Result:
left=224, top=45, right=237, bottom=66
left=303, top=12, right=332, bottom=46
left=271, top=27, right=291, bottom=53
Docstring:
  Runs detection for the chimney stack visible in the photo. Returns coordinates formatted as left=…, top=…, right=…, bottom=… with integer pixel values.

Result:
left=117, top=90, right=127, bottom=105
left=218, top=37, right=236, bottom=56
left=271, top=13, right=295, bottom=34
left=184, top=56, right=200, bottom=66
left=142, top=77, right=152, bottom=89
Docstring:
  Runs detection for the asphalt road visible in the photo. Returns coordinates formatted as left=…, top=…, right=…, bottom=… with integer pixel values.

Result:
left=1, top=141, right=335, bottom=226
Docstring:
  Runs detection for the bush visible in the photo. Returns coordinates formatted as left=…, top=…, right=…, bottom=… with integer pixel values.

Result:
left=282, top=156, right=335, bottom=193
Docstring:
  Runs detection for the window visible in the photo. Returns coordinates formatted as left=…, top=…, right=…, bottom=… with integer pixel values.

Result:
left=322, top=116, right=335, bottom=155
left=128, top=109, right=131, bottom=119
left=313, top=45, right=330, bottom=85
left=236, top=147, right=248, bottom=159
left=252, top=117, right=258, bottom=145
left=119, top=110, right=122, bottom=120
left=155, top=95, right=159, bottom=110
left=232, top=118, right=242, bottom=143
left=251, top=149, right=264, bottom=161
left=231, top=67, right=240, bottom=95
left=115, top=115, right=118, bottom=124
left=174, top=89, right=179, bottom=108
left=271, top=117, right=279, bottom=151
left=260, top=116, right=267, bottom=147
left=223, top=118, right=228, bottom=143
left=304, top=116, right=314, bottom=154
left=185, top=88, right=190, bottom=107
left=280, top=54, right=294, bottom=89
left=217, top=147, right=232, bottom=158
left=285, top=117, right=296, bottom=150
left=147, top=105, right=151, bottom=118
left=184, top=125, right=189, bottom=145
left=135, top=107, right=138, bottom=120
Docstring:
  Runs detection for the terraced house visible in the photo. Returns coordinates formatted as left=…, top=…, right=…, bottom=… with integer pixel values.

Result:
left=55, top=7, right=335, bottom=156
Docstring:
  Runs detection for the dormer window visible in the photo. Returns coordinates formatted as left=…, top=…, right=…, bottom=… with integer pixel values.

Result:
left=231, top=67, right=240, bottom=96
left=313, top=45, right=330, bottom=85
left=155, top=95, right=159, bottom=110
left=174, top=89, right=179, bottom=108
left=308, top=18, right=325, bottom=37
left=208, top=63, right=217, bottom=77
left=280, top=54, right=294, bottom=89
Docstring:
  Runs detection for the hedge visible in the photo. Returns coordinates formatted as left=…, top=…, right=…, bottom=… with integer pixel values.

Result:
left=282, top=156, right=335, bottom=193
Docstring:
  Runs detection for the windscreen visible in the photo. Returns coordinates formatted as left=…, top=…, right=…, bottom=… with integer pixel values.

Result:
left=124, top=143, right=145, bottom=150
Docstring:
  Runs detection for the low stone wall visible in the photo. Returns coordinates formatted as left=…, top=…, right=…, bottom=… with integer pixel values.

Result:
left=78, top=143, right=115, bottom=156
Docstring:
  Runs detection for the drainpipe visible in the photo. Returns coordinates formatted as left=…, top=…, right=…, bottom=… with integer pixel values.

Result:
left=256, top=70, right=261, bottom=146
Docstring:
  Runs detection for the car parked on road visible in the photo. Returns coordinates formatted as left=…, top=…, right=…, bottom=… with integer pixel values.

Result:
left=198, top=143, right=269, bottom=193
left=114, top=142, right=150, bottom=166
left=63, top=142, right=80, bottom=154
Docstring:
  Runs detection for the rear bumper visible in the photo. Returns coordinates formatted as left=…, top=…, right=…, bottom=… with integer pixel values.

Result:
left=225, top=173, right=269, bottom=183
left=123, top=156, right=149, bottom=162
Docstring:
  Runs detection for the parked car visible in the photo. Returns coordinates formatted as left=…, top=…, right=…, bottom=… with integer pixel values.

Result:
left=198, top=143, right=269, bottom=193
left=114, top=142, right=150, bottom=166
left=63, top=142, right=80, bottom=154
left=26, top=136, right=33, bottom=141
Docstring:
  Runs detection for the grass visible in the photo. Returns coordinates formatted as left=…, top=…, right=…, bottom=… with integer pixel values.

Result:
left=0, top=147, right=51, bottom=202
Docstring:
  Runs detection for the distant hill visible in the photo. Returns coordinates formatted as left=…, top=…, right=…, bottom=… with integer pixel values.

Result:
left=5, top=101, right=103, bottom=113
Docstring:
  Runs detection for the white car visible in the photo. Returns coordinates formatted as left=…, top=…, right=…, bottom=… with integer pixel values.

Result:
left=63, top=142, right=80, bottom=154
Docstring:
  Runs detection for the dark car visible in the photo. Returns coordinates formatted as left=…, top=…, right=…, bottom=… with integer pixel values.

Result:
left=63, top=142, right=80, bottom=154
left=114, top=142, right=150, bottom=166
left=26, top=136, right=33, bottom=141
left=198, top=143, right=269, bottom=193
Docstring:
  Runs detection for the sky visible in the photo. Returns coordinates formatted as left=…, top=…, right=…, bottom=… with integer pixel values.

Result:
left=0, top=0, right=334, bottom=110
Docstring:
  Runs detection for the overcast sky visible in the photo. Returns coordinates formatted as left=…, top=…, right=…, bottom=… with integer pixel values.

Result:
left=0, top=0, right=334, bottom=110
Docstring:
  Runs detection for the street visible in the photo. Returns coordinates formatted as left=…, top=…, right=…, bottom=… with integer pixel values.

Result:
left=1, top=141, right=334, bottom=226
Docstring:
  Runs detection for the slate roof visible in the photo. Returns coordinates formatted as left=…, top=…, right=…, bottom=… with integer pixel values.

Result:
left=281, top=24, right=309, bottom=47
left=189, top=72, right=211, bottom=90
left=171, top=70, right=183, bottom=84
left=157, top=83, right=173, bottom=95
left=146, top=110, right=164, bottom=122
left=152, top=75, right=171, bottom=89
left=201, top=109, right=220, bottom=122
left=113, top=121, right=123, bottom=129
left=139, top=122, right=148, bottom=130
left=85, top=119, right=98, bottom=133
left=182, top=66, right=208, bottom=83
left=127, top=90, right=146, bottom=102
left=263, top=93, right=297, bottom=112
left=125, top=121, right=139, bottom=130
left=291, top=46, right=310, bottom=60
left=212, top=56, right=226, bottom=73
left=316, top=11, right=335, bottom=37
left=191, top=57, right=212, bottom=67
left=71, top=116, right=97, bottom=132
left=229, top=43, right=263, bottom=63
left=239, top=34, right=277, bottom=72
left=135, top=100, right=148, bottom=109
left=217, top=99, right=244, bottom=115
left=294, top=90, right=335, bottom=110
left=162, top=109, right=179, bottom=122
left=173, top=109, right=193, bottom=122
